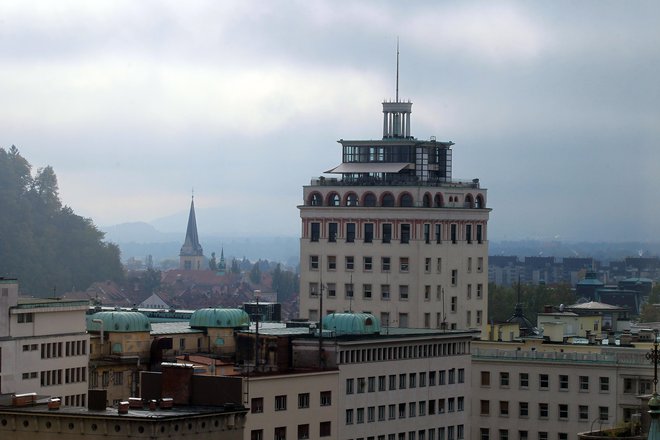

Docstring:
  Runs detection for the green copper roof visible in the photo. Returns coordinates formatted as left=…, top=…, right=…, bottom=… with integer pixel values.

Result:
left=87, top=311, right=151, bottom=333
left=323, top=312, right=380, bottom=335
left=190, top=308, right=249, bottom=329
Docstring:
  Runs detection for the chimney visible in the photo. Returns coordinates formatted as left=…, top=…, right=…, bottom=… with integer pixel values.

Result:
left=161, top=362, right=194, bottom=405
left=88, top=389, right=107, bottom=411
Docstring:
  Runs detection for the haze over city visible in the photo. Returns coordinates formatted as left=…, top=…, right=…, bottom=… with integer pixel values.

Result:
left=2, top=1, right=659, bottom=242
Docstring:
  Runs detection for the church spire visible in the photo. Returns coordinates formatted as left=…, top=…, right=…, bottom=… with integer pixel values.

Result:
left=179, top=196, right=204, bottom=270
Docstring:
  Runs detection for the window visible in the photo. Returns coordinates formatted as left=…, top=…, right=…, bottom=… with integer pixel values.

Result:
left=500, top=430, right=509, bottom=440
left=478, top=257, right=484, bottom=272
left=363, top=284, right=372, bottom=299
left=389, top=404, right=396, bottom=420
left=579, top=376, right=589, bottom=391
left=538, top=433, right=548, bottom=440
left=310, top=256, right=319, bottom=270
left=298, top=424, right=310, bottom=439
left=579, top=405, right=589, bottom=420
left=251, top=430, right=264, bottom=440
left=381, top=312, right=390, bottom=326
left=439, top=370, right=446, bottom=385
left=320, top=391, right=331, bottom=406
left=275, top=395, right=287, bottom=411
left=346, top=223, right=356, bottom=243
left=420, top=372, right=426, bottom=387
left=439, top=398, right=445, bottom=413
left=399, top=285, right=409, bottom=300
left=539, top=403, right=548, bottom=418
left=437, top=257, right=442, bottom=273
left=389, top=374, right=397, bottom=390
left=327, top=283, right=336, bottom=297
left=424, top=224, right=431, bottom=243
left=424, top=312, right=431, bottom=328
left=599, top=406, right=609, bottom=421
left=419, top=400, right=427, bottom=416
left=399, top=403, right=406, bottom=418
left=466, top=225, right=472, bottom=244
left=345, top=256, right=354, bottom=270
left=400, top=257, right=409, bottom=272
left=364, top=223, right=374, bottom=243
left=409, top=402, right=416, bottom=417
left=368, top=376, right=376, bottom=392
left=500, top=372, right=509, bottom=387
left=382, top=257, right=391, bottom=272
left=458, top=426, right=464, bottom=440
left=425, top=258, right=431, bottom=272
left=451, top=296, right=457, bottom=312
left=382, top=224, right=392, bottom=243
left=480, top=400, right=490, bottom=415
left=358, top=377, right=366, bottom=393
left=519, top=402, right=528, bottom=417
left=346, top=409, right=354, bottom=424
left=520, top=373, right=529, bottom=388
left=451, top=224, right=457, bottom=243
left=558, top=434, right=568, bottom=440
left=309, top=282, right=319, bottom=297
left=311, top=223, right=320, bottom=242
left=448, top=397, right=455, bottom=412
left=539, top=374, right=549, bottom=389
left=409, top=373, right=416, bottom=388
left=364, top=257, right=373, bottom=271
left=320, top=421, right=331, bottom=437
left=378, top=405, right=386, bottom=421
left=429, top=399, right=436, bottom=415
left=477, top=224, right=483, bottom=243
left=559, top=404, right=568, bottom=420
left=298, top=393, right=309, bottom=409
left=477, top=283, right=483, bottom=298
left=346, top=378, right=354, bottom=394
left=458, top=369, right=465, bottom=383
left=345, top=283, right=354, bottom=298
left=328, top=223, right=338, bottom=242
left=400, top=224, right=411, bottom=244
left=468, top=257, right=472, bottom=272
left=357, top=407, right=364, bottom=423
left=379, top=375, right=386, bottom=391
left=449, top=368, right=456, bottom=384
left=327, top=256, right=336, bottom=270
left=435, top=224, right=442, bottom=244
left=399, top=374, right=407, bottom=389
left=458, top=396, right=464, bottom=411
left=500, top=401, right=509, bottom=416
left=467, top=284, right=472, bottom=299
left=519, top=432, right=528, bottom=440
left=481, top=429, right=490, bottom=440
left=600, top=377, right=610, bottom=392
left=275, top=427, right=286, bottom=440
left=559, top=375, right=568, bottom=390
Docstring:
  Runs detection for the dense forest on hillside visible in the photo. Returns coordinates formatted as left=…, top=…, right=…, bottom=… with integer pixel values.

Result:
left=0, top=146, right=123, bottom=295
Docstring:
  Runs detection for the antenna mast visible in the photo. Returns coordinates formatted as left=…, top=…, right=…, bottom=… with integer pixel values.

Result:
left=396, top=37, right=400, bottom=102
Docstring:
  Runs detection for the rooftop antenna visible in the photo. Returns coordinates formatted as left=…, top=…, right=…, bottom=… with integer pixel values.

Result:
left=395, top=37, right=400, bottom=103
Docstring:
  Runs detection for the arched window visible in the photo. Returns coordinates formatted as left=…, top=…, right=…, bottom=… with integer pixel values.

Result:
left=465, top=194, right=474, bottom=209
left=475, top=194, right=485, bottom=209
left=434, top=193, right=444, bottom=208
left=345, top=192, right=359, bottom=207
left=327, top=192, right=340, bottom=206
left=399, top=193, right=413, bottom=207
left=309, top=192, right=323, bottom=206
left=363, top=192, right=377, bottom=207
left=423, top=193, right=432, bottom=208
left=381, top=193, right=395, bottom=207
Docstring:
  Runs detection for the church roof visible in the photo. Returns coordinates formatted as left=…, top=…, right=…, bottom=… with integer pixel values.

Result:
left=180, top=197, right=203, bottom=257
left=87, top=311, right=151, bottom=333
left=190, top=308, right=250, bottom=329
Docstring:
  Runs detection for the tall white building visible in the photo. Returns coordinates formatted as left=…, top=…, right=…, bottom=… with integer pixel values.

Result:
left=0, top=278, right=89, bottom=406
left=299, top=92, right=490, bottom=330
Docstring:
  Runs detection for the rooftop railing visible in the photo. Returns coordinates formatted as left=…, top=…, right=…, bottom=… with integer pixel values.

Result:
left=309, top=176, right=481, bottom=189
left=472, top=347, right=651, bottom=366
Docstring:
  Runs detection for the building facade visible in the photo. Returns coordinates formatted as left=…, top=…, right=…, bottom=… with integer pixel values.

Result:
left=471, top=339, right=654, bottom=440
left=299, top=96, right=490, bottom=329
left=180, top=196, right=205, bottom=271
left=0, top=278, right=89, bottom=406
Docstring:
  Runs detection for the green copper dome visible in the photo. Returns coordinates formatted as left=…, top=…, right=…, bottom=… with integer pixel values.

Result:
left=87, top=311, right=151, bottom=333
left=190, top=308, right=249, bottom=329
left=323, top=312, right=380, bottom=336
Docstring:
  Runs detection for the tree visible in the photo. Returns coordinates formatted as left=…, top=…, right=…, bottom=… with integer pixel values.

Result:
left=209, top=252, right=218, bottom=271
left=230, top=258, right=240, bottom=274
left=0, top=146, right=124, bottom=295
left=249, top=262, right=261, bottom=285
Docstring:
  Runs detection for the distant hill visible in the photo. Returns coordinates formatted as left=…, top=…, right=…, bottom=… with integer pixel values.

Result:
left=100, top=221, right=299, bottom=267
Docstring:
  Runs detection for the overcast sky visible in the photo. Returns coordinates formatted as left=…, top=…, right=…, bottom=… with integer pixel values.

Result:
left=2, top=1, right=659, bottom=242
